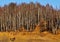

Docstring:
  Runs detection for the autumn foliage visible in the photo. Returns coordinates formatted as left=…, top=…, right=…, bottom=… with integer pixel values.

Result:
left=0, top=2, right=60, bottom=34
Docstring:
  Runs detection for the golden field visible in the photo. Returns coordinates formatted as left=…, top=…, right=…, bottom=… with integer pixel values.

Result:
left=0, top=30, right=60, bottom=42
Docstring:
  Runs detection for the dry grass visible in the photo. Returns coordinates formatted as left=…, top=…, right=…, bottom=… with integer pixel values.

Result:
left=0, top=27, right=60, bottom=42
left=0, top=31, right=60, bottom=42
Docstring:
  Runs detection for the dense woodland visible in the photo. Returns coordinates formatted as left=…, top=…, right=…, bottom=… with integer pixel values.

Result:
left=0, top=2, right=60, bottom=34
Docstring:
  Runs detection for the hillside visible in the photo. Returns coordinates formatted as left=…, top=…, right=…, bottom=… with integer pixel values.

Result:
left=0, top=2, right=60, bottom=42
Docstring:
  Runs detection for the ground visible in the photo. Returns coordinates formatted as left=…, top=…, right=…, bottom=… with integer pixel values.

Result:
left=0, top=27, right=60, bottom=42
left=0, top=31, right=60, bottom=42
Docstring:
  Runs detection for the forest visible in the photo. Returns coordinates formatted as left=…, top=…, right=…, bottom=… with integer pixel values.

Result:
left=0, top=2, right=60, bottom=34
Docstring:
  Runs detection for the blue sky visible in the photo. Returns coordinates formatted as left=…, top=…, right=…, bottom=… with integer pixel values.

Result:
left=0, top=0, right=60, bottom=9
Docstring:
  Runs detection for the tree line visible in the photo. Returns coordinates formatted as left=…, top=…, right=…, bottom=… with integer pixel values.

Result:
left=0, top=2, right=60, bottom=34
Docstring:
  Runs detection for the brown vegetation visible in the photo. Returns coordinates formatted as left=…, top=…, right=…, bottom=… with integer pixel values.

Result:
left=0, top=2, right=60, bottom=35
